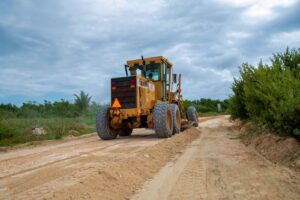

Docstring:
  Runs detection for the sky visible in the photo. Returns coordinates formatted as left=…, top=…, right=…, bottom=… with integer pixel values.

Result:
left=0, top=0, right=300, bottom=105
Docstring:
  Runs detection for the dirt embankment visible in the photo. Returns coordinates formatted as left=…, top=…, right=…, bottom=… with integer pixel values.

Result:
left=238, top=122, right=300, bottom=172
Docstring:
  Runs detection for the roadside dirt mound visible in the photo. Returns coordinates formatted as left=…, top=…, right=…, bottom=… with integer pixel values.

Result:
left=239, top=122, right=300, bottom=172
left=53, top=127, right=200, bottom=199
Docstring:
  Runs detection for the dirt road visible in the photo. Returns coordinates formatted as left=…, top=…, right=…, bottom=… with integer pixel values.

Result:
left=0, top=116, right=299, bottom=199
left=133, top=116, right=300, bottom=200
left=0, top=128, right=167, bottom=199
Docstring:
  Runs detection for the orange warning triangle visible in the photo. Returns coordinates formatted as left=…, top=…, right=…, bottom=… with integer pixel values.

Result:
left=112, top=98, right=121, bottom=108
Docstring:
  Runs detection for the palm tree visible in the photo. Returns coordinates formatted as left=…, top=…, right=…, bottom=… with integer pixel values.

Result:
left=74, top=91, right=92, bottom=114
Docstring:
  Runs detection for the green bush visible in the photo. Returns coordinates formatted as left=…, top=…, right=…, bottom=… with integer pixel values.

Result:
left=0, top=118, right=14, bottom=140
left=229, top=48, right=300, bottom=138
left=228, top=74, right=248, bottom=119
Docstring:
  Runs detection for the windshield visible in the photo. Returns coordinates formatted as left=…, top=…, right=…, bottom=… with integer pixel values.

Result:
left=144, top=63, right=161, bottom=81
left=127, top=63, right=161, bottom=81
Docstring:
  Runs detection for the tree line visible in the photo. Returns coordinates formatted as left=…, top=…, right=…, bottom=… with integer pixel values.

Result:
left=184, top=98, right=229, bottom=113
left=1, top=95, right=228, bottom=119
left=0, top=91, right=95, bottom=118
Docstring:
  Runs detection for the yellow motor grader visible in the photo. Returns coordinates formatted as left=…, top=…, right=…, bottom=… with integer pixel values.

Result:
left=96, top=56, right=199, bottom=140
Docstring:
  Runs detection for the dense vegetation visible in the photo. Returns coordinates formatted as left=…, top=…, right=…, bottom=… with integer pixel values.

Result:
left=184, top=98, right=229, bottom=114
left=0, top=88, right=227, bottom=146
left=229, top=48, right=300, bottom=138
left=0, top=91, right=94, bottom=118
left=0, top=91, right=102, bottom=146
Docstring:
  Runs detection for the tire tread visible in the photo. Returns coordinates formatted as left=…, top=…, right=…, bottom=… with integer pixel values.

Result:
left=153, top=102, right=173, bottom=138
left=96, top=106, right=118, bottom=140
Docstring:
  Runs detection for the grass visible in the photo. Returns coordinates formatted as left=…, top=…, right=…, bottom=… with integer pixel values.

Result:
left=0, top=110, right=226, bottom=147
left=0, top=117, right=95, bottom=147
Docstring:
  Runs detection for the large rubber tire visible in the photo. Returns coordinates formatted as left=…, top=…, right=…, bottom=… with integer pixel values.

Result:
left=170, top=104, right=181, bottom=134
left=153, top=102, right=173, bottom=138
left=118, top=128, right=133, bottom=136
left=96, top=106, right=118, bottom=140
left=187, top=106, right=199, bottom=127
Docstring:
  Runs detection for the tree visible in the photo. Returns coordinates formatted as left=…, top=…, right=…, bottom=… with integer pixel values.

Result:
left=74, top=91, right=92, bottom=114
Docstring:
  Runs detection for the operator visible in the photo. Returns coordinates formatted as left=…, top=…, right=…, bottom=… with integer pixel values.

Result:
left=148, top=73, right=154, bottom=81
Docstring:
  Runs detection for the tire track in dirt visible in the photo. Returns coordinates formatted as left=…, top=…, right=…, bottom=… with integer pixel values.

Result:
left=168, top=151, right=207, bottom=200
left=0, top=129, right=157, bottom=179
left=0, top=140, right=130, bottom=179
left=0, top=126, right=200, bottom=200
left=0, top=134, right=97, bottom=161
left=133, top=116, right=300, bottom=200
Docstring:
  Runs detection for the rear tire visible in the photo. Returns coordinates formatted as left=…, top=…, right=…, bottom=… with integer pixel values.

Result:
left=118, top=128, right=133, bottom=136
left=153, top=102, right=173, bottom=138
left=170, top=104, right=181, bottom=134
left=187, top=106, right=199, bottom=127
left=96, top=106, right=118, bottom=140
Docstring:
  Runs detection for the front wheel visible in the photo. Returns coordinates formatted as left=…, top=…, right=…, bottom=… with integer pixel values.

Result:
left=96, top=106, right=118, bottom=140
left=170, top=104, right=181, bottom=134
left=187, top=106, right=199, bottom=127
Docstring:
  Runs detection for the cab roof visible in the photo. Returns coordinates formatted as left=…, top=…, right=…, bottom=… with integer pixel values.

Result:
left=127, top=56, right=173, bottom=68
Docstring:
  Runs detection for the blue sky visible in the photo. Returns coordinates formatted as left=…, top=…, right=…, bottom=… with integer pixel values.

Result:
left=0, top=0, right=300, bottom=105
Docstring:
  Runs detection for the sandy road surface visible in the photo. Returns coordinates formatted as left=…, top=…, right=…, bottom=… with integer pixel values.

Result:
left=0, top=129, right=163, bottom=199
left=1, top=116, right=299, bottom=200
left=133, top=116, right=300, bottom=200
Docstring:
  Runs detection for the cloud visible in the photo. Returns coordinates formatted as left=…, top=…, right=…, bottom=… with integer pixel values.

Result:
left=270, top=30, right=300, bottom=46
left=0, top=0, right=299, bottom=104
left=215, top=0, right=297, bottom=21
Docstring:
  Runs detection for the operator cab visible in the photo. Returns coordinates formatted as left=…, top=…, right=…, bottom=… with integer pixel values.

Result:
left=125, top=56, right=174, bottom=101
left=126, top=61, right=161, bottom=81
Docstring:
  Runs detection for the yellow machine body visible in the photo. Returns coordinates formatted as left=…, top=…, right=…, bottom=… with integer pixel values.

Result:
left=109, top=56, right=182, bottom=129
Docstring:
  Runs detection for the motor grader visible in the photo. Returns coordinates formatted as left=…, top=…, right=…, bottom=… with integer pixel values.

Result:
left=96, top=56, right=199, bottom=140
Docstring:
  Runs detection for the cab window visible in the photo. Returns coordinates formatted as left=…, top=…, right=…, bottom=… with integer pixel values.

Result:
left=144, top=63, right=161, bottom=81
left=166, top=66, right=170, bottom=84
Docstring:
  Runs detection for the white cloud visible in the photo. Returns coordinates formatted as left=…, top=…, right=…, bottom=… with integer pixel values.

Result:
left=215, top=0, right=297, bottom=21
left=215, top=0, right=296, bottom=7
left=270, top=30, right=300, bottom=46
left=227, top=31, right=251, bottom=40
left=214, top=0, right=255, bottom=7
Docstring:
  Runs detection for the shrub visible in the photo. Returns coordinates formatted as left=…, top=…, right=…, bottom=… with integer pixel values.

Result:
left=229, top=47, right=300, bottom=138
left=0, top=118, right=14, bottom=140
left=229, top=71, right=248, bottom=119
